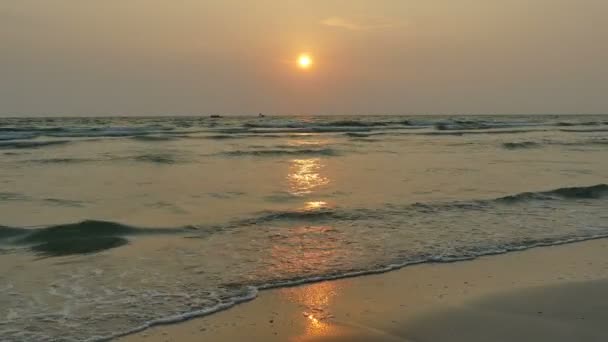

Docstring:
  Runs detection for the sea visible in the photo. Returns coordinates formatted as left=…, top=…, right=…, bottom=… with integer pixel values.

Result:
left=0, top=114, right=607, bottom=341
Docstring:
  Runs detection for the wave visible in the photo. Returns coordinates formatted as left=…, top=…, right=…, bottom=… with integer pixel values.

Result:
left=320, top=119, right=413, bottom=127
left=0, top=127, right=67, bottom=133
left=0, top=132, right=39, bottom=141
left=0, top=140, right=70, bottom=149
left=28, top=157, right=93, bottom=164
left=560, top=128, right=608, bottom=133
left=0, top=226, right=25, bottom=239
left=133, top=153, right=180, bottom=164
left=0, top=124, right=185, bottom=142
left=1, top=220, right=187, bottom=256
left=502, top=138, right=608, bottom=150
left=249, top=127, right=374, bottom=134
left=17, top=220, right=142, bottom=244
left=350, top=137, right=381, bottom=143
left=203, top=134, right=246, bottom=140
left=230, top=184, right=608, bottom=227
left=131, top=135, right=177, bottom=142
left=434, top=119, right=538, bottom=131
left=344, top=132, right=372, bottom=137
left=433, top=119, right=605, bottom=131
left=240, top=118, right=554, bottom=131
left=0, top=193, right=91, bottom=207
left=43, top=198, right=86, bottom=207
left=502, top=141, right=541, bottom=149
left=422, top=128, right=549, bottom=136
left=1, top=184, right=605, bottom=253
left=243, top=208, right=349, bottom=224
left=220, top=148, right=340, bottom=157
left=46, top=127, right=174, bottom=138
left=498, top=184, right=608, bottom=203
left=2, top=116, right=605, bottom=145
left=242, top=119, right=413, bottom=129
left=557, top=121, right=602, bottom=127
left=3, top=184, right=605, bottom=245
left=193, top=133, right=310, bottom=140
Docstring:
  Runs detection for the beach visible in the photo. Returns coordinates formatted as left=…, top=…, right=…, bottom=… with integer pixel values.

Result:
left=122, top=238, right=608, bottom=342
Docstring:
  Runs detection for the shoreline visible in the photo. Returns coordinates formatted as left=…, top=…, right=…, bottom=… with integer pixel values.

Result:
left=121, top=237, right=608, bottom=341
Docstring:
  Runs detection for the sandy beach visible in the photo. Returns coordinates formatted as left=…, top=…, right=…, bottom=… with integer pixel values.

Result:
left=121, top=239, right=608, bottom=342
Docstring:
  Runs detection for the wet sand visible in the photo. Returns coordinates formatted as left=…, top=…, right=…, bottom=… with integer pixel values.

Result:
left=121, top=239, right=608, bottom=342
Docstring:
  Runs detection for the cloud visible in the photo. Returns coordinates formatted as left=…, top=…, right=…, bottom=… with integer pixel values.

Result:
left=321, top=16, right=401, bottom=31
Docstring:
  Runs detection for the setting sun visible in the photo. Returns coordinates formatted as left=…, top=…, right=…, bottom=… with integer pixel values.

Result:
left=298, top=54, right=313, bottom=69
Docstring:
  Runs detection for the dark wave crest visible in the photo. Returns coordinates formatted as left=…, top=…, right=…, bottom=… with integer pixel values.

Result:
left=0, top=140, right=70, bottom=149
left=320, top=119, right=412, bottom=127
left=0, top=127, right=67, bottom=133
left=557, top=121, right=602, bottom=127
left=434, top=120, right=526, bottom=131
left=344, top=132, right=372, bottom=138
left=560, top=128, right=608, bottom=133
left=422, top=128, right=548, bottom=136
left=502, top=141, right=541, bottom=149
left=498, top=184, right=608, bottom=203
left=0, top=226, right=25, bottom=239
left=248, top=208, right=349, bottom=223
left=1, top=220, right=185, bottom=256
left=131, top=135, right=177, bottom=142
left=133, top=153, right=180, bottom=164
left=29, top=157, right=93, bottom=164
left=19, top=220, right=140, bottom=244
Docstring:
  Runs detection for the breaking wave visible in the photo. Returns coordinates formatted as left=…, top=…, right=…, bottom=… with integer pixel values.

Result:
left=498, top=184, right=608, bottom=203
left=0, top=220, right=186, bottom=256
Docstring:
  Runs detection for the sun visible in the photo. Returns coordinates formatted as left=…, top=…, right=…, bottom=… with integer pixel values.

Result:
left=297, top=54, right=313, bottom=70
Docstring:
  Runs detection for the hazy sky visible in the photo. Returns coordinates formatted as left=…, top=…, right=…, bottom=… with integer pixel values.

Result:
left=1, top=0, right=607, bottom=116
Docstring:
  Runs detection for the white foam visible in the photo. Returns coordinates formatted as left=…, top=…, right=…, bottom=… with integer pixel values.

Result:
left=90, top=287, right=259, bottom=342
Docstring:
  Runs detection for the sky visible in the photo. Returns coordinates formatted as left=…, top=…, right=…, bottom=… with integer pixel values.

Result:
left=1, top=0, right=607, bottom=116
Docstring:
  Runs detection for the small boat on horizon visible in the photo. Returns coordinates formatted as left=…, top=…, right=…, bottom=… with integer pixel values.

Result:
left=210, top=115, right=222, bottom=119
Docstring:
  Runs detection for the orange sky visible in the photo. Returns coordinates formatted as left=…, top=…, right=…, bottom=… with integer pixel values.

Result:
left=1, top=0, right=607, bottom=115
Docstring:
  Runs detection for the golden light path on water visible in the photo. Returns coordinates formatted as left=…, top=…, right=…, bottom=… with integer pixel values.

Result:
left=277, top=142, right=343, bottom=338
left=280, top=281, right=340, bottom=339
left=287, top=158, right=330, bottom=197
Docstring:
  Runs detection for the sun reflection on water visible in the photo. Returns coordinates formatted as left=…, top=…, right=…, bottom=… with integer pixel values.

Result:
left=280, top=281, right=340, bottom=338
left=304, top=201, right=329, bottom=210
left=275, top=148, right=342, bottom=339
left=288, top=158, right=330, bottom=196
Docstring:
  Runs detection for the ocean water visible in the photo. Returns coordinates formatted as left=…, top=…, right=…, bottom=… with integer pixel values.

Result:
left=0, top=114, right=607, bottom=341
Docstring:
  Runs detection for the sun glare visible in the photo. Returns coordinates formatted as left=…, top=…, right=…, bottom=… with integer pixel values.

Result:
left=298, top=54, right=313, bottom=69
